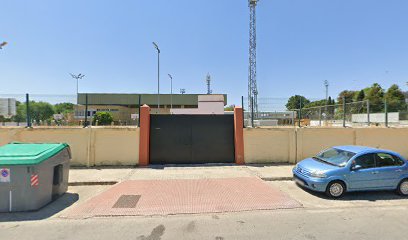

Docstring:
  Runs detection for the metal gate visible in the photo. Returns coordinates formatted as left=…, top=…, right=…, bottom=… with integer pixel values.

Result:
left=150, top=115, right=235, bottom=164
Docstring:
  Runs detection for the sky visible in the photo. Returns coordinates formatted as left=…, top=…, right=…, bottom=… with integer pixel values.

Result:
left=1, top=0, right=408, bottom=107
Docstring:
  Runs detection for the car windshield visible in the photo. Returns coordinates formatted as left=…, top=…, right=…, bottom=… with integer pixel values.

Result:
left=315, top=148, right=356, bottom=167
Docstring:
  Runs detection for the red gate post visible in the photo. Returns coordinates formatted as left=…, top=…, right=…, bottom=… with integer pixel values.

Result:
left=234, top=106, right=245, bottom=165
left=139, top=104, right=151, bottom=166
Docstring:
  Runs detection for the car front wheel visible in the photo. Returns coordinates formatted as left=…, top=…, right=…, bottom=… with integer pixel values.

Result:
left=326, top=181, right=346, bottom=198
left=397, top=179, right=408, bottom=196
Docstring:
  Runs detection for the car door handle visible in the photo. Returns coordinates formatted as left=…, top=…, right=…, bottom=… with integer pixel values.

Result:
left=396, top=169, right=403, bottom=172
left=371, top=171, right=379, bottom=174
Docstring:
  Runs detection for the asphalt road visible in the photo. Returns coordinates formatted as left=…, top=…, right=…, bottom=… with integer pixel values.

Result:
left=1, top=181, right=408, bottom=240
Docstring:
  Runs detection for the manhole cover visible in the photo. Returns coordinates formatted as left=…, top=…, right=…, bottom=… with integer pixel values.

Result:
left=112, top=195, right=141, bottom=208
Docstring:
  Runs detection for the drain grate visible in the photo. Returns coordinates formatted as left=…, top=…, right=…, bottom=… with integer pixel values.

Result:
left=112, top=195, right=141, bottom=208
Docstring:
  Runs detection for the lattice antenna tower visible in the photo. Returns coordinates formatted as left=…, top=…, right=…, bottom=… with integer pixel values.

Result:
left=206, top=73, right=212, bottom=94
left=248, top=0, right=259, bottom=120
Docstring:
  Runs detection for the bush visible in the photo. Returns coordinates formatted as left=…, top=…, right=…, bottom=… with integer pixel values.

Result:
left=93, top=112, right=113, bottom=126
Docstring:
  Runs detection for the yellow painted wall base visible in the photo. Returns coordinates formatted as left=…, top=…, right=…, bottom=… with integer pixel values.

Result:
left=1, top=127, right=407, bottom=165
left=0, top=127, right=139, bottom=166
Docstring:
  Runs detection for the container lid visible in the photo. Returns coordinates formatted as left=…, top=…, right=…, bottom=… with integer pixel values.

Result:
left=0, top=142, right=69, bottom=165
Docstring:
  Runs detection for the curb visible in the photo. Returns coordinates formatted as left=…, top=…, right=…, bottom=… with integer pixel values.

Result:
left=68, top=177, right=294, bottom=186
left=261, top=177, right=293, bottom=181
left=68, top=181, right=118, bottom=186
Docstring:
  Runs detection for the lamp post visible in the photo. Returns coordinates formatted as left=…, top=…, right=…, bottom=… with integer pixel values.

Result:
left=153, top=42, right=160, bottom=113
left=168, top=74, right=173, bottom=110
left=70, top=73, right=85, bottom=104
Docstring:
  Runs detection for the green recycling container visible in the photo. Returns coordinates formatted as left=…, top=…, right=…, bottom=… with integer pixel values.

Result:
left=0, top=143, right=71, bottom=212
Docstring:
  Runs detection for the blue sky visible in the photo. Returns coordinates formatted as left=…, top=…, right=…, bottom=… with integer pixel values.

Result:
left=1, top=0, right=408, bottom=106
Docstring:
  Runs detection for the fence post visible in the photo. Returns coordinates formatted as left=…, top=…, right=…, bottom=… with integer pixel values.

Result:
left=298, top=98, right=302, bottom=127
left=241, top=96, right=245, bottom=128
left=319, top=107, right=322, bottom=126
left=342, top=96, right=346, bottom=127
left=25, top=93, right=32, bottom=128
left=251, top=96, right=254, bottom=127
left=138, top=94, right=141, bottom=127
left=84, top=93, right=88, bottom=128
left=385, top=99, right=388, bottom=127
left=367, top=100, right=370, bottom=126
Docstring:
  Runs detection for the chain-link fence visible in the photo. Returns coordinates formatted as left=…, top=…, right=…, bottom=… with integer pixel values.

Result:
left=294, top=101, right=368, bottom=127
left=2, top=94, right=408, bottom=128
left=243, top=97, right=408, bottom=128
left=0, top=94, right=140, bottom=127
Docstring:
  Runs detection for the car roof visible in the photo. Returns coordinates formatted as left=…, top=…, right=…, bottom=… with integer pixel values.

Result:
left=332, top=145, right=379, bottom=154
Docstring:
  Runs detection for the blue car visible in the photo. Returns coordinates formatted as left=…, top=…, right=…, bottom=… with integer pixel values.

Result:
left=293, top=145, right=408, bottom=198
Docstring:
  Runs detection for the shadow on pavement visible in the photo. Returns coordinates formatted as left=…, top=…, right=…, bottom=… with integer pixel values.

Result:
left=146, top=163, right=292, bottom=170
left=147, top=163, right=238, bottom=169
left=0, top=192, right=79, bottom=222
left=297, top=183, right=408, bottom=201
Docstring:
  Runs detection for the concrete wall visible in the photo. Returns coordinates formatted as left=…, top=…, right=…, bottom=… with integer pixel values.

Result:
left=244, top=128, right=296, bottom=164
left=352, top=112, right=399, bottom=123
left=0, top=127, right=139, bottom=167
left=244, top=127, right=408, bottom=164
left=1, top=126, right=408, bottom=166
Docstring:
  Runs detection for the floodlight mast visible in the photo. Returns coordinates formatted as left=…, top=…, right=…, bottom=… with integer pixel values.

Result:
left=152, top=42, right=160, bottom=113
left=70, top=73, right=85, bottom=104
left=248, top=0, right=259, bottom=127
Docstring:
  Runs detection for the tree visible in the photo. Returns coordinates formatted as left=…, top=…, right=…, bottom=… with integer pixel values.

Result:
left=356, top=90, right=365, bottom=102
left=224, top=105, right=235, bottom=111
left=286, top=95, right=310, bottom=110
left=337, top=90, right=357, bottom=104
left=304, top=99, right=327, bottom=108
left=13, top=101, right=55, bottom=123
left=31, top=102, right=55, bottom=122
left=93, top=112, right=113, bottom=125
left=54, top=103, right=74, bottom=114
left=366, top=83, right=384, bottom=112
left=385, top=84, right=406, bottom=112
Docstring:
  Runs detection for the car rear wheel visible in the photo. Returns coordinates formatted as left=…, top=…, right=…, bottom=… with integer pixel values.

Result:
left=397, top=179, right=408, bottom=196
left=326, top=181, right=346, bottom=198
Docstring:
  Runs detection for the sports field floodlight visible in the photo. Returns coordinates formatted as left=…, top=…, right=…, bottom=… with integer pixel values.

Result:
left=70, top=73, right=86, bottom=104
left=152, top=42, right=161, bottom=113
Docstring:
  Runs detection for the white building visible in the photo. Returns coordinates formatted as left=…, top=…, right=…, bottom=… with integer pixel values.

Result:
left=0, top=98, right=17, bottom=118
left=171, top=95, right=225, bottom=115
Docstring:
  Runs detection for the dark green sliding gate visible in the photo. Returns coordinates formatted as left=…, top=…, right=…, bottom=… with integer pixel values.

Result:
left=150, top=115, right=235, bottom=164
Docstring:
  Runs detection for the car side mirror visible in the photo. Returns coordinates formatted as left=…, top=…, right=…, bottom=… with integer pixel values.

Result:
left=351, top=165, right=362, bottom=171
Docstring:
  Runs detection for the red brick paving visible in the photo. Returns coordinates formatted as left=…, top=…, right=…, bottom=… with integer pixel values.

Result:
left=64, top=177, right=301, bottom=218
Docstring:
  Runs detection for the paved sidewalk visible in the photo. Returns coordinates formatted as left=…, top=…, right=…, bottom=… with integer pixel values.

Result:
left=68, top=164, right=294, bottom=185
left=64, top=177, right=301, bottom=218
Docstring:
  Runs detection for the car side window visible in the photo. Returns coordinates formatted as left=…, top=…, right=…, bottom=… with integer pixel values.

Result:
left=354, top=154, right=375, bottom=169
left=375, top=153, right=404, bottom=167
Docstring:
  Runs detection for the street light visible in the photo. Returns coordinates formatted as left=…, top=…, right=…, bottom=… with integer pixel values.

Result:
left=168, top=74, right=173, bottom=110
left=152, top=42, right=160, bottom=113
left=70, top=73, right=85, bottom=104
left=0, top=41, right=8, bottom=49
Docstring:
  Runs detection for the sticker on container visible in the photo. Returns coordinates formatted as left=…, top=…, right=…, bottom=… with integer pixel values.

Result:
left=0, top=168, right=10, bottom=183
left=31, top=174, right=39, bottom=187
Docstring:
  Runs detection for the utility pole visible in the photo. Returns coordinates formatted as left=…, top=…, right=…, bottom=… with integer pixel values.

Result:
left=168, top=74, right=173, bottom=110
left=206, top=73, right=212, bottom=94
left=324, top=80, right=329, bottom=121
left=153, top=42, right=160, bottom=114
left=70, top=73, right=85, bottom=104
left=248, top=0, right=259, bottom=127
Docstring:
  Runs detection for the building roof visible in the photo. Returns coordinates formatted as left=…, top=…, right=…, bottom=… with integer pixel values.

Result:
left=77, top=93, right=227, bottom=106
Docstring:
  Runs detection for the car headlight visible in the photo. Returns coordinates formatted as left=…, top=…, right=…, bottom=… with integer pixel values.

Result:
left=310, top=171, right=327, bottom=178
